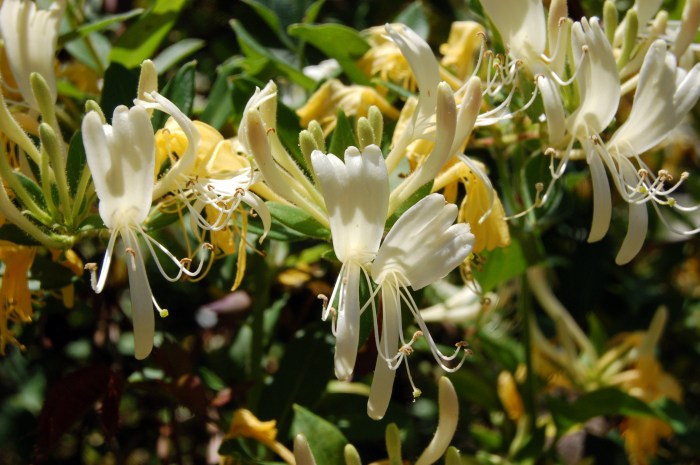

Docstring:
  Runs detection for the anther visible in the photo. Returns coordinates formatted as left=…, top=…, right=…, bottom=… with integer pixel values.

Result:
left=317, top=294, right=329, bottom=311
left=125, top=248, right=136, bottom=257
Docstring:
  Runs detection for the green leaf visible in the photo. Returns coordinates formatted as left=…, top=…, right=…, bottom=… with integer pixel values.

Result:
left=291, top=404, right=348, bottom=465
left=31, top=254, right=76, bottom=290
left=152, top=39, right=206, bottom=74
left=472, top=238, right=528, bottom=293
left=152, top=60, right=197, bottom=130
left=477, top=330, right=522, bottom=372
left=59, top=9, right=144, bottom=45
left=267, top=202, right=330, bottom=239
left=109, top=0, right=187, bottom=69
left=242, top=0, right=296, bottom=50
left=14, top=172, right=46, bottom=210
left=66, top=132, right=86, bottom=196
left=64, top=32, right=112, bottom=72
left=288, top=23, right=371, bottom=85
left=258, top=327, right=334, bottom=436
left=327, top=110, right=357, bottom=158
left=200, top=58, right=247, bottom=129
left=230, top=19, right=315, bottom=90
left=394, top=2, right=429, bottom=39
left=549, top=387, right=659, bottom=432
left=144, top=210, right=180, bottom=232
left=100, top=63, right=140, bottom=121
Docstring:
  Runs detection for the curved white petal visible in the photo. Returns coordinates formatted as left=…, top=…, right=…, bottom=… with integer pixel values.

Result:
left=293, top=435, right=318, bottom=465
left=311, top=145, right=388, bottom=262
left=334, top=261, right=362, bottom=381
left=608, top=41, right=700, bottom=156
left=0, top=0, right=65, bottom=109
left=385, top=23, right=440, bottom=114
left=587, top=146, right=612, bottom=242
left=616, top=200, right=648, bottom=265
left=479, top=0, right=546, bottom=63
left=123, top=230, right=155, bottom=360
left=373, top=194, right=474, bottom=290
left=415, top=377, right=459, bottom=465
left=568, top=17, right=620, bottom=136
left=537, top=76, right=567, bottom=148
left=367, top=285, right=401, bottom=420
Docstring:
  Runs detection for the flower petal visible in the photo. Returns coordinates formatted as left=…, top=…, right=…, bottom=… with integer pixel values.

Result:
left=373, top=194, right=474, bottom=290
left=123, top=230, right=155, bottom=360
left=334, top=262, right=362, bottom=381
left=311, top=145, right=388, bottom=262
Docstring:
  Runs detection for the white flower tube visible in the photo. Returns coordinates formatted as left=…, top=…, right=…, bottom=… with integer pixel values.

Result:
left=83, top=105, right=157, bottom=360
left=0, top=0, right=65, bottom=110
left=312, top=144, right=389, bottom=381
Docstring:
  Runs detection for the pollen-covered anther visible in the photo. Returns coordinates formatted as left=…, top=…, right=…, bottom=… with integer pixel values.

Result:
left=658, top=169, right=672, bottom=182
left=591, top=134, right=602, bottom=145
left=456, top=340, right=473, bottom=356
left=545, top=147, right=557, bottom=157
left=266, top=127, right=276, bottom=135
left=317, top=294, right=329, bottom=311
left=180, top=257, right=192, bottom=267
left=203, top=242, right=215, bottom=251
left=125, top=247, right=136, bottom=257
left=84, top=263, right=98, bottom=272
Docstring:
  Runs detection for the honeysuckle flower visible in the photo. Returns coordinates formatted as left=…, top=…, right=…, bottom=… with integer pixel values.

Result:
left=154, top=117, right=270, bottom=240
left=296, top=79, right=399, bottom=135
left=311, top=144, right=389, bottom=381
left=82, top=104, right=203, bottom=360
left=367, top=193, right=474, bottom=420
left=439, top=21, right=485, bottom=81
left=0, top=241, right=35, bottom=354
left=358, top=24, right=416, bottom=90
left=0, top=0, right=65, bottom=110
left=239, top=81, right=329, bottom=227
left=222, top=409, right=294, bottom=465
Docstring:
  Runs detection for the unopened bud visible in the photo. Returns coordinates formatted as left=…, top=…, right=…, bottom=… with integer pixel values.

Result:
left=368, top=105, right=384, bottom=146
left=618, top=9, right=638, bottom=69
left=603, top=1, right=618, bottom=44
left=344, top=444, right=362, bottom=465
left=385, top=423, right=403, bottom=465
left=308, top=120, right=326, bottom=152
left=356, top=117, right=375, bottom=150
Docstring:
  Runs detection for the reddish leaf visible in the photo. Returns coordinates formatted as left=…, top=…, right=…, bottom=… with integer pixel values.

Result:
left=35, top=364, right=111, bottom=463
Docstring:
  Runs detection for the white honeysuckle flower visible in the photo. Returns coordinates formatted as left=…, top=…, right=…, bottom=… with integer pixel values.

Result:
left=311, top=144, right=389, bottom=381
left=568, top=17, right=620, bottom=138
left=479, top=0, right=546, bottom=66
left=596, top=40, right=700, bottom=263
left=0, top=0, right=65, bottom=110
left=239, top=81, right=329, bottom=227
left=83, top=104, right=203, bottom=360
left=367, top=193, right=474, bottom=420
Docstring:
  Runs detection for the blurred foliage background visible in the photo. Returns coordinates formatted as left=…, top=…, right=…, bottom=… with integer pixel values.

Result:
left=1, top=0, right=699, bottom=464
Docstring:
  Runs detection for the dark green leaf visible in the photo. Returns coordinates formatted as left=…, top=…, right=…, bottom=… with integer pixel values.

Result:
left=100, top=63, right=140, bottom=120
left=66, top=132, right=86, bottom=196
left=152, top=60, right=197, bottom=130
left=394, top=2, right=430, bottom=39
left=267, top=202, right=330, bottom=239
left=59, top=9, right=144, bottom=45
left=64, top=32, right=112, bottom=72
left=31, top=254, right=77, bottom=289
left=242, top=0, right=296, bottom=50
left=472, top=238, right=528, bottom=293
left=549, top=387, right=659, bottom=432
left=14, top=172, right=46, bottom=210
left=288, top=23, right=371, bottom=85
left=327, top=110, right=357, bottom=158
left=109, top=0, right=187, bottom=69
left=230, top=19, right=315, bottom=90
left=258, top=326, right=334, bottom=436
left=291, top=404, right=347, bottom=465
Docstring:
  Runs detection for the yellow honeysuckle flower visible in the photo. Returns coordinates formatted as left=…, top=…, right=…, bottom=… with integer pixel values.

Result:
left=439, top=21, right=485, bottom=81
left=497, top=370, right=524, bottom=421
left=358, top=25, right=416, bottom=91
left=0, top=241, right=36, bottom=354
left=296, top=79, right=399, bottom=134
left=222, top=409, right=294, bottom=465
